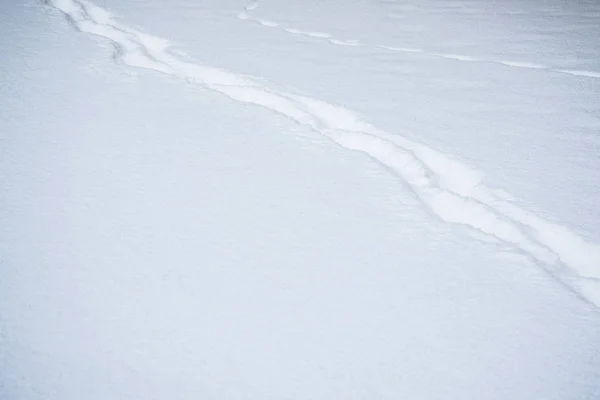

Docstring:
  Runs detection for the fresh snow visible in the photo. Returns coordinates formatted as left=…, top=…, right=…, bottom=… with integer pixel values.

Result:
left=239, top=0, right=600, bottom=78
left=44, top=0, right=600, bottom=308
left=2, top=0, right=600, bottom=399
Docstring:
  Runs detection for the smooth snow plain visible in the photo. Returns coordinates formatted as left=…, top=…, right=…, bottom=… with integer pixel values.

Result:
left=1, top=0, right=600, bottom=399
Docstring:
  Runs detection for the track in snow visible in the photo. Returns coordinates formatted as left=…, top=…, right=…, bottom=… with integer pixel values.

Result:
left=45, top=0, right=600, bottom=308
left=238, top=0, right=600, bottom=79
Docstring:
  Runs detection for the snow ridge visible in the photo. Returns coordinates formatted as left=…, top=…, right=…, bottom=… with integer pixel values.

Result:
left=46, top=0, right=600, bottom=308
left=238, top=1, right=600, bottom=79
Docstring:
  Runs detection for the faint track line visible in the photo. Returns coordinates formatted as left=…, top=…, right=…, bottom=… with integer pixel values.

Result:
left=238, top=0, right=600, bottom=79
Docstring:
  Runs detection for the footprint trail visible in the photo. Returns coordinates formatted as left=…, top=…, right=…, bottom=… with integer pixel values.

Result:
left=46, top=0, right=600, bottom=308
left=239, top=1, right=600, bottom=79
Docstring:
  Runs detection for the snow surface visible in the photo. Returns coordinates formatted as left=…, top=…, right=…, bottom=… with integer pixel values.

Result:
left=1, top=0, right=600, bottom=399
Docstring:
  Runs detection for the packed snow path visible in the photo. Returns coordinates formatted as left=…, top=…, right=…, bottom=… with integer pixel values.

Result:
left=45, top=0, right=600, bottom=308
left=239, top=0, right=600, bottom=79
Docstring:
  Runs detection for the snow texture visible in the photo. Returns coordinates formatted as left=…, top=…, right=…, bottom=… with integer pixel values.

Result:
left=2, top=0, right=600, bottom=399
left=240, top=0, right=600, bottom=78
left=47, top=0, right=600, bottom=308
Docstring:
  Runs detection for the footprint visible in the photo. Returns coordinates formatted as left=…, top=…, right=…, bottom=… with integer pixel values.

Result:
left=258, top=19, right=278, bottom=27
left=329, top=39, right=361, bottom=46
left=498, top=60, right=546, bottom=69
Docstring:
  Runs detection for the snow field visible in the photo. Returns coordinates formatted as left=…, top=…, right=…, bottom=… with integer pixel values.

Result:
left=47, top=0, right=600, bottom=308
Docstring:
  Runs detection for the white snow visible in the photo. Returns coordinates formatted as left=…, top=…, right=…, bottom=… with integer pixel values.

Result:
left=2, top=0, right=600, bottom=399
left=240, top=1, right=600, bottom=79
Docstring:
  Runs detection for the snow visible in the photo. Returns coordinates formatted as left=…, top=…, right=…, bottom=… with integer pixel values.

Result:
left=1, top=0, right=600, bottom=399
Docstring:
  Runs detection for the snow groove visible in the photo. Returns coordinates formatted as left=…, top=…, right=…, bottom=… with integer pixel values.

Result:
left=46, top=0, right=600, bottom=308
left=238, top=1, right=600, bottom=80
